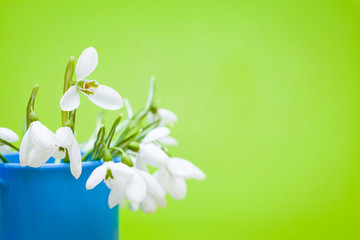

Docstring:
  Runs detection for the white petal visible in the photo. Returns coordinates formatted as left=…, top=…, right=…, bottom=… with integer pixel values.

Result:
left=69, top=137, right=82, bottom=179
left=86, top=164, right=107, bottom=190
left=130, top=203, right=140, bottom=212
left=158, top=108, right=178, bottom=125
left=126, top=174, right=146, bottom=203
left=154, top=168, right=170, bottom=191
left=140, top=196, right=157, bottom=213
left=139, top=143, right=168, bottom=168
left=141, top=194, right=166, bottom=214
left=60, top=86, right=80, bottom=111
left=134, top=155, right=149, bottom=172
left=54, top=127, right=73, bottom=148
left=19, top=129, right=33, bottom=166
left=108, top=183, right=126, bottom=209
left=158, top=136, right=178, bottom=146
left=28, top=148, right=54, bottom=167
left=52, top=149, right=66, bottom=159
left=105, top=179, right=116, bottom=189
left=118, top=199, right=128, bottom=209
left=167, top=176, right=187, bottom=200
left=142, top=127, right=170, bottom=144
left=154, top=194, right=166, bottom=208
left=124, top=98, right=133, bottom=118
left=87, top=85, right=123, bottom=110
left=167, top=158, right=206, bottom=180
left=136, top=169, right=165, bottom=198
left=167, top=158, right=196, bottom=179
left=109, top=162, right=134, bottom=178
left=30, top=121, right=55, bottom=150
left=0, top=127, right=19, bottom=142
left=191, top=165, right=206, bottom=181
left=76, top=47, right=98, bottom=80
left=0, top=145, right=11, bottom=154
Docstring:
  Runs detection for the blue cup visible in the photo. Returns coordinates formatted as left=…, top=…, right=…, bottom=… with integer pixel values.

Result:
left=0, top=152, right=119, bottom=240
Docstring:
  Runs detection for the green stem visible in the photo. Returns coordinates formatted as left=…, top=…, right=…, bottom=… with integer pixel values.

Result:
left=81, top=150, right=92, bottom=162
left=0, top=139, right=19, bottom=152
left=62, top=56, right=75, bottom=126
left=0, top=153, right=9, bottom=163
left=105, top=114, right=122, bottom=148
left=91, top=125, right=105, bottom=160
left=26, top=84, right=39, bottom=129
left=112, top=129, right=141, bottom=156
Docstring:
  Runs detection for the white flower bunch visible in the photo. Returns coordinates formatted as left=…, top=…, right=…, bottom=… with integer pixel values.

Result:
left=0, top=47, right=205, bottom=213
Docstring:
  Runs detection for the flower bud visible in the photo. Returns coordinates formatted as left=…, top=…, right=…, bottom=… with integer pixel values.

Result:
left=128, top=142, right=139, bottom=152
left=103, top=149, right=113, bottom=162
left=121, top=153, right=133, bottom=167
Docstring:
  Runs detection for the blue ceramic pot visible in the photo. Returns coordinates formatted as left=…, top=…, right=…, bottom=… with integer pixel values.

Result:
left=0, top=152, right=118, bottom=240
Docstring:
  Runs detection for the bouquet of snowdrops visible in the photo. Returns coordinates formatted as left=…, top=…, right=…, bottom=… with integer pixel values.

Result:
left=0, top=47, right=205, bottom=213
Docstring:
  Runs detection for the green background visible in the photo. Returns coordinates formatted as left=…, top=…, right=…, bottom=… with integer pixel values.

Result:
left=1, top=0, right=360, bottom=239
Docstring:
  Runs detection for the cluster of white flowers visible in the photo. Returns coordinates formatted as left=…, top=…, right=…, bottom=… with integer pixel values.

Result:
left=0, top=47, right=205, bottom=214
left=87, top=122, right=205, bottom=213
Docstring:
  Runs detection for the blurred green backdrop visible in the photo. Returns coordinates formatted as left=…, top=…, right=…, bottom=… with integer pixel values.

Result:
left=1, top=0, right=360, bottom=239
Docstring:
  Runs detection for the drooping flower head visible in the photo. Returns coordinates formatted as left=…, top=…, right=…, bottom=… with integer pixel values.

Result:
left=86, top=161, right=165, bottom=211
left=148, top=108, right=178, bottom=127
left=155, top=157, right=206, bottom=200
left=20, top=122, right=82, bottom=179
left=60, top=47, right=123, bottom=111
left=133, top=127, right=176, bottom=172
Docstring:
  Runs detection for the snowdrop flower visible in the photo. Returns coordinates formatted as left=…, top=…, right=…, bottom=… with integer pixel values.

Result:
left=148, top=108, right=178, bottom=126
left=86, top=161, right=165, bottom=211
left=20, top=121, right=58, bottom=167
left=134, top=127, right=174, bottom=172
left=20, top=122, right=82, bottom=179
left=60, top=47, right=123, bottom=111
left=155, top=158, right=206, bottom=200
left=142, top=126, right=178, bottom=147
left=0, top=127, right=19, bottom=154
left=86, top=161, right=137, bottom=208
left=54, top=127, right=82, bottom=179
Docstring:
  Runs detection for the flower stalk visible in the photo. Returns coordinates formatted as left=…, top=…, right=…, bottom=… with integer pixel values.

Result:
left=26, top=84, right=39, bottom=130
left=0, top=139, right=19, bottom=152
left=62, top=56, right=75, bottom=126
left=0, top=153, right=9, bottom=163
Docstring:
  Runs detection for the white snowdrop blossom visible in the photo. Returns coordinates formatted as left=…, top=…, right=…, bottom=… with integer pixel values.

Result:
left=0, top=127, right=19, bottom=154
left=60, top=47, right=123, bottom=111
left=155, top=158, right=206, bottom=200
left=20, top=121, right=58, bottom=167
left=20, top=122, right=82, bottom=179
left=134, top=127, right=175, bottom=172
left=86, top=162, right=165, bottom=212
left=148, top=108, right=178, bottom=126
left=86, top=161, right=136, bottom=208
